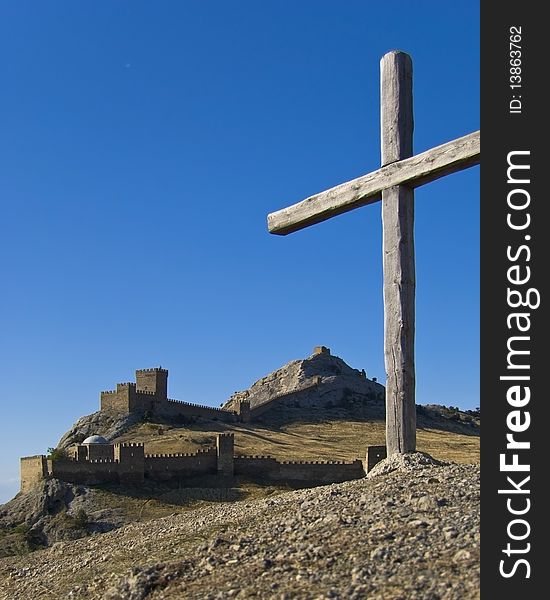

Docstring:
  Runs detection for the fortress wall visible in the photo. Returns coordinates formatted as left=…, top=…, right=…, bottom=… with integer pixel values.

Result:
left=101, top=391, right=238, bottom=421
left=278, top=387, right=346, bottom=409
left=248, top=384, right=319, bottom=419
left=100, top=390, right=123, bottom=412
left=100, top=384, right=137, bottom=413
left=20, top=456, right=49, bottom=492
left=134, top=390, right=157, bottom=412
left=247, top=400, right=274, bottom=419
left=234, top=456, right=280, bottom=478
left=101, top=388, right=162, bottom=414
left=276, top=459, right=365, bottom=483
left=86, top=444, right=115, bottom=460
left=144, top=448, right=217, bottom=480
left=249, top=380, right=385, bottom=420
left=159, top=399, right=238, bottom=422
left=50, top=458, right=119, bottom=485
left=99, top=368, right=240, bottom=421
left=21, top=450, right=364, bottom=489
left=234, top=455, right=364, bottom=484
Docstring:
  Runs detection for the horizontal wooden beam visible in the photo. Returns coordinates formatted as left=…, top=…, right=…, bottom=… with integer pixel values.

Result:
left=268, top=130, right=480, bottom=235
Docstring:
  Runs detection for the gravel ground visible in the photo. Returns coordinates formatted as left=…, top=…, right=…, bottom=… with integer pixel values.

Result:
left=0, top=453, right=479, bottom=600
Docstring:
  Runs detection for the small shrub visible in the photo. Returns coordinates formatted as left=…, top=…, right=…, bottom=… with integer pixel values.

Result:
left=12, top=523, right=30, bottom=535
left=47, top=447, right=68, bottom=461
left=72, top=508, right=88, bottom=529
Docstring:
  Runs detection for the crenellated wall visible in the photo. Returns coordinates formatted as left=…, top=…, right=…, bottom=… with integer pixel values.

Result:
left=87, top=444, right=115, bottom=460
left=234, top=456, right=280, bottom=478
left=100, top=388, right=128, bottom=413
left=135, top=368, right=168, bottom=399
left=100, top=366, right=360, bottom=424
left=115, top=442, right=145, bottom=484
left=51, top=457, right=119, bottom=485
left=277, top=459, right=365, bottom=483
left=234, top=455, right=365, bottom=483
left=162, top=398, right=238, bottom=422
left=248, top=383, right=320, bottom=419
left=20, top=435, right=366, bottom=490
left=100, top=367, right=241, bottom=422
left=145, top=448, right=217, bottom=480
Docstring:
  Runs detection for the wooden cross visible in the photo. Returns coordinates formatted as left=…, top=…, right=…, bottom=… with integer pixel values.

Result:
left=267, top=51, right=480, bottom=455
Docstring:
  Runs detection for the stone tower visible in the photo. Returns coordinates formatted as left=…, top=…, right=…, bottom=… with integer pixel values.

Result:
left=216, top=433, right=234, bottom=477
left=237, top=399, right=251, bottom=423
left=365, top=445, right=387, bottom=472
left=114, top=442, right=145, bottom=484
left=135, top=368, right=168, bottom=400
left=313, top=346, right=331, bottom=355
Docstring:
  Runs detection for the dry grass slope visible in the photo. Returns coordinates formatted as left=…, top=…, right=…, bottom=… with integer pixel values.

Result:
left=116, top=409, right=479, bottom=465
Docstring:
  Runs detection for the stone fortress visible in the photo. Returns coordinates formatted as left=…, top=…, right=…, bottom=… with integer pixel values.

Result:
left=20, top=347, right=387, bottom=492
left=99, top=367, right=246, bottom=423
left=21, top=433, right=373, bottom=492
left=97, top=346, right=383, bottom=424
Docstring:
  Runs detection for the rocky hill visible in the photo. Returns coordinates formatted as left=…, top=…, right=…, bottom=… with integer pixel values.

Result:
left=0, top=453, right=479, bottom=599
left=223, top=348, right=385, bottom=417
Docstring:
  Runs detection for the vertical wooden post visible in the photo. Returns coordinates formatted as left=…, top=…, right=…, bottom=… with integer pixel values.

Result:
left=380, top=51, right=416, bottom=454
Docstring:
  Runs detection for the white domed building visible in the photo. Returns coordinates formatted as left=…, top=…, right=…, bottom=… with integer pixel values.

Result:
left=72, top=434, right=113, bottom=460
left=82, top=435, right=108, bottom=445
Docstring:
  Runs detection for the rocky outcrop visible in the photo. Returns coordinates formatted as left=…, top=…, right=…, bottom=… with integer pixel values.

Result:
left=0, top=479, right=77, bottom=530
left=56, top=410, right=142, bottom=450
left=223, top=349, right=385, bottom=418
left=0, top=479, right=128, bottom=556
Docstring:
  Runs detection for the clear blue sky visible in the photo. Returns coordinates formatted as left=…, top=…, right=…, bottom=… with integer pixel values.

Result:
left=0, top=1, right=479, bottom=503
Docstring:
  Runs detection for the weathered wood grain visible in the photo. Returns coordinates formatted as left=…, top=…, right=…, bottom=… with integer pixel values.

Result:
left=382, top=185, right=416, bottom=455
left=381, top=51, right=416, bottom=455
left=381, top=50, right=413, bottom=165
left=267, top=130, right=479, bottom=235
